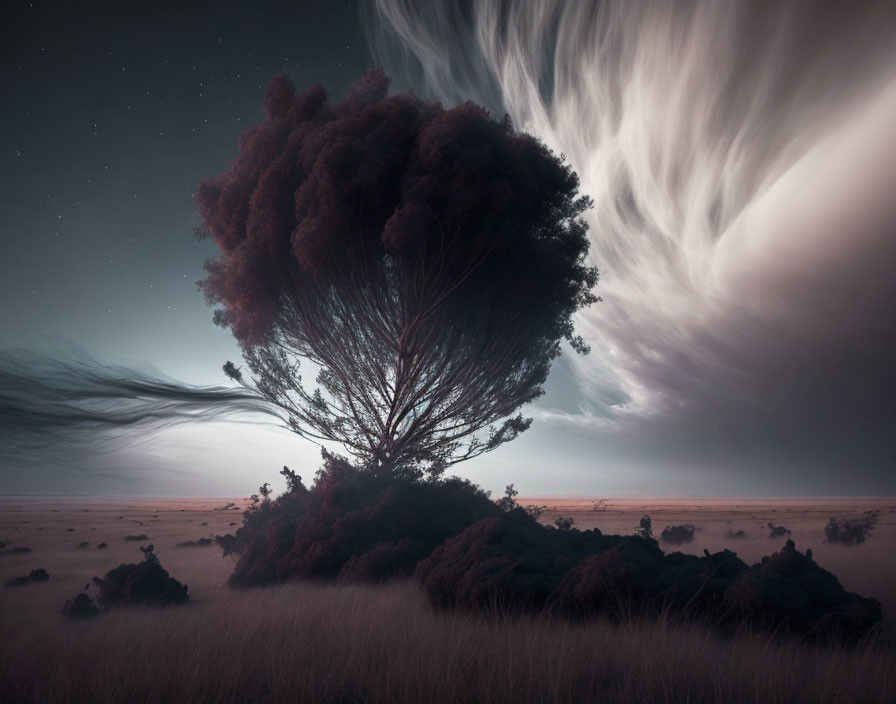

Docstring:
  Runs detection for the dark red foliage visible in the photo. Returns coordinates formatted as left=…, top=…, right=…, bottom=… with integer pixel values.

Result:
left=197, top=69, right=592, bottom=345
left=415, top=510, right=620, bottom=612
left=415, top=515, right=881, bottom=642
left=223, top=451, right=501, bottom=587
left=722, top=540, right=881, bottom=638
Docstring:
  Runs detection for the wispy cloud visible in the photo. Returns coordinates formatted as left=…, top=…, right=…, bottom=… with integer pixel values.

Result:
left=370, top=0, right=896, bottom=489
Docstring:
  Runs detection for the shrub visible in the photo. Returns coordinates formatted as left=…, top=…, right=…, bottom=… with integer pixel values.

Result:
left=660, top=524, right=696, bottom=544
left=415, top=512, right=882, bottom=642
left=496, top=484, right=519, bottom=512
left=62, top=593, right=99, bottom=619
left=724, top=529, right=747, bottom=539
left=223, top=451, right=501, bottom=587
left=768, top=523, right=791, bottom=538
left=524, top=504, right=546, bottom=519
left=124, top=534, right=149, bottom=541
left=220, top=456, right=883, bottom=641
left=65, top=545, right=189, bottom=614
left=824, top=511, right=879, bottom=545
left=6, top=568, right=50, bottom=587
left=554, top=516, right=576, bottom=531
left=635, top=514, right=653, bottom=539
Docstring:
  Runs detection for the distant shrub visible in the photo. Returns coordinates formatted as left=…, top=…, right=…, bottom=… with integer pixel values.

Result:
left=768, top=523, right=791, bottom=538
left=97, top=542, right=108, bottom=549
left=724, top=529, right=747, bottom=539
left=63, top=593, right=98, bottom=619
left=215, top=533, right=238, bottom=555
left=554, top=516, right=576, bottom=531
left=6, top=568, right=50, bottom=587
left=77, top=541, right=90, bottom=549
left=660, top=524, right=696, bottom=544
left=66, top=545, right=188, bottom=613
left=824, top=511, right=879, bottom=545
left=524, top=504, right=547, bottom=519
left=492, top=484, right=545, bottom=520
left=124, top=534, right=149, bottom=541
left=496, top=484, right=519, bottom=512
left=635, top=514, right=653, bottom=539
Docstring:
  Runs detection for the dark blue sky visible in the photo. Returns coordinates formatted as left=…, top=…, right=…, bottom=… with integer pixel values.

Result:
left=1, top=1, right=378, bottom=494
left=1, top=1, right=369, bottom=382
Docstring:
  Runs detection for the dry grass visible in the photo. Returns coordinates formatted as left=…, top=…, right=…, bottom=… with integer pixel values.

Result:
left=0, top=497, right=894, bottom=703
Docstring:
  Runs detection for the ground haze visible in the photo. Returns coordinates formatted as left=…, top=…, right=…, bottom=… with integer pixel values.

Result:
left=1, top=497, right=893, bottom=703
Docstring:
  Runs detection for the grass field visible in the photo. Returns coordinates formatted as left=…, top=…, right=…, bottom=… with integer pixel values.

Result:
left=1, top=497, right=894, bottom=703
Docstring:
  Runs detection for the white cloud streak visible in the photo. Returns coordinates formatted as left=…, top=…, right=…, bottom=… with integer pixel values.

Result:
left=368, top=0, right=896, bottom=488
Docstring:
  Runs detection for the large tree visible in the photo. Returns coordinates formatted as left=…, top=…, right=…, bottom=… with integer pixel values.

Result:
left=197, top=70, right=598, bottom=479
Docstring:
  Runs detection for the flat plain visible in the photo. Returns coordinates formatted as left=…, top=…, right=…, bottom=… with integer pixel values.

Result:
left=1, top=496, right=894, bottom=703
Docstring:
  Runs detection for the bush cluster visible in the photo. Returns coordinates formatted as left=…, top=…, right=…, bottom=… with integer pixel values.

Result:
left=63, top=545, right=188, bottom=619
left=660, top=524, right=696, bottom=544
left=218, top=458, right=882, bottom=641
left=824, top=511, right=879, bottom=545
left=219, top=452, right=500, bottom=587
left=416, top=513, right=881, bottom=641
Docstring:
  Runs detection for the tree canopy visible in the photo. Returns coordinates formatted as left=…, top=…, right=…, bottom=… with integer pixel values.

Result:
left=197, top=69, right=598, bottom=478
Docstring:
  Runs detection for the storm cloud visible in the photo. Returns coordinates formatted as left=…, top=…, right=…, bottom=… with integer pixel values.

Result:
left=368, top=0, right=896, bottom=490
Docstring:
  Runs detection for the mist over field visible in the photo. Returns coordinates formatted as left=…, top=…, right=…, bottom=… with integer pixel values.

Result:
left=2, top=497, right=894, bottom=703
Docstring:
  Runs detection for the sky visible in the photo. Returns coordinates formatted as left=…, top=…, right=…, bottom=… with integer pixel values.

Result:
left=1, top=0, right=895, bottom=497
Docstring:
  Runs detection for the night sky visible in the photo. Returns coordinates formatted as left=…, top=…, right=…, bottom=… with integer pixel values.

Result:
left=2, top=0, right=895, bottom=497
left=1, top=1, right=373, bottom=494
